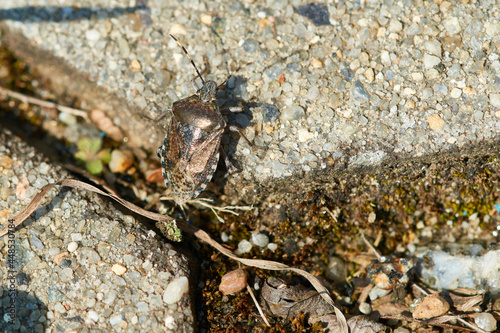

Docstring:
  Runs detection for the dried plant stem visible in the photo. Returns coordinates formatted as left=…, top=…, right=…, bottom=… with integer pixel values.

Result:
left=0, top=86, right=89, bottom=121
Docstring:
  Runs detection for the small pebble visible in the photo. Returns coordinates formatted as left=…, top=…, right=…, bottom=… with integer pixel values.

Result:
left=450, top=88, right=462, bottom=99
left=250, top=232, right=269, bottom=248
left=413, top=294, right=450, bottom=319
left=350, top=80, right=370, bottom=102
left=169, top=24, right=187, bottom=36
left=425, top=40, right=442, bottom=57
left=265, top=39, right=279, bottom=50
left=359, top=302, right=372, bottom=314
left=485, top=22, right=500, bottom=37
left=85, top=29, right=100, bottom=41
left=428, top=114, right=444, bottom=130
left=163, top=276, right=189, bottom=304
left=368, top=286, right=391, bottom=300
left=112, top=263, right=127, bottom=276
left=443, top=17, right=461, bottom=35
left=267, top=243, right=278, bottom=251
left=108, top=150, right=134, bottom=173
left=109, top=314, right=123, bottom=326
left=0, top=155, right=12, bottom=169
left=298, top=129, right=314, bottom=143
left=237, top=240, right=252, bottom=254
left=412, top=72, right=424, bottom=81
left=368, top=212, right=376, bottom=223
left=30, top=235, right=44, bottom=250
left=131, top=60, right=141, bottom=70
left=423, top=54, right=441, bottom=68
left=325, top=257, right=347, bottom=283
left=463, top=87, right=476, bottom=95
left=242, top=39, right=259, bottom=53
left=262, top=104, right=280, bottom=122
left=365, top=68, right=374, bottom=82
left=219, top=269, right=247, bottom=295
left=490, top=94, right=500, bottom=108
left=68, top=241, right=78, bottom=252
left=311, top=58, right=323, bottom=68
left=87, top=310, right=99, bottom=323
left=200, top=14, right=212, bottom=26
left=296, top=3, right=330, bottom=26
left=474, top=313, right=497, bottom=332
left=281, top=105, right=305, bottom=121
left=71, top=233, right=82, bottom=242
left=394, top=328, right=410, bottom=333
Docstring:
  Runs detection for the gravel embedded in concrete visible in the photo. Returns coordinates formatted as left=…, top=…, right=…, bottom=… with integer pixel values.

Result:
left=1, top=1, right=499, bottom=198
left=0, top=129, right=193, bottom=332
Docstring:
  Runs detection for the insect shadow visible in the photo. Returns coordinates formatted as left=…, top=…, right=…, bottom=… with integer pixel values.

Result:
left=216, top=75, right=260, bottom=174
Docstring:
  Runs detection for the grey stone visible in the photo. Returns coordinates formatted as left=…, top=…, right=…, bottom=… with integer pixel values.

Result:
left=350, top=80, right=370, bottom=102
left=281, top=105, right=305, bottom=121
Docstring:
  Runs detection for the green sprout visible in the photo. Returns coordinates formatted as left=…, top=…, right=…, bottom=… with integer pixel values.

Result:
left=74, top=138, right=111, bottom=175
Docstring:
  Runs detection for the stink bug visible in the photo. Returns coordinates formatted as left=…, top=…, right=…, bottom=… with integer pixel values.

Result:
left=157, top=34, right=250, bottom=205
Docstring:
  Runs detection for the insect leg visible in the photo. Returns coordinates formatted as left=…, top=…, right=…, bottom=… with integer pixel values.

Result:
left=220, top=106, right=243, bottom=113
left=227, top=125, right=253, bottom=146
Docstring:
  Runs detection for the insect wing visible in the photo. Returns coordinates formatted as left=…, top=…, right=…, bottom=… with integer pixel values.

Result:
left=176, top=122, right=223, bottom=198
left=158, top=118, right=182, bottom=189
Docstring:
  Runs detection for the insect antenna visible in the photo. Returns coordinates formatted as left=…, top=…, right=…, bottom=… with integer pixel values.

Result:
left=169, top=34, right=205, bottom=85
left=217, top=62, right=253, bottom=90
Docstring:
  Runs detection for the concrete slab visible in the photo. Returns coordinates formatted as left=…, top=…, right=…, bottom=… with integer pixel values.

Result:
left=1, top=0, right=499, bottom=202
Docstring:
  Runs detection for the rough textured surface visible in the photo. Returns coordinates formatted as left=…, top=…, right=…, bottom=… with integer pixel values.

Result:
left=0, top=128, right=194, bottom=332
left=1, top=0, right=500, bottom=202
left=0, top=0, right=500, bottom=202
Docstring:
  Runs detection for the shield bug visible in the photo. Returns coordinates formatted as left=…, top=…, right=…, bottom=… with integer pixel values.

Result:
left=157, top=34, right=250, bottom=206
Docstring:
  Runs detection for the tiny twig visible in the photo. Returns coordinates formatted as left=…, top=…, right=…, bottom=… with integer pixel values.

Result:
left=358, top=284, right=373, bottom=304
left=247, top=285, right=270, bottom=327
left=0, top=86, right=89, bottom=122
left=360, top=231, right=382, bottom=259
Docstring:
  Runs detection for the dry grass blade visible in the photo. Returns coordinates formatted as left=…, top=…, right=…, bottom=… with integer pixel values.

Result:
left=1, top=179, right=349, bottom=333
left=0, top=86, right=89, bottom=121
left=247, top=285, right=270, bottom=327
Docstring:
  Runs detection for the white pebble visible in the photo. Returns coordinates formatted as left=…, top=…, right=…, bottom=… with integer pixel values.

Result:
left=164, top=315, right=175, bottom=329
left=412, top=72, right=424, bottom=81
left=86, top=310, right=99, bottom=324
left=423, top=54, right=441, bottom=68
left=250, top=232, right=269, bottom=248
left=68, top=241, right=78, bottom=252
left=298, top=129, right=315, bottom=143
left=474, top=313, right=497, bottom=332
left=109, top=314, right=123, bottom=326
left=490, top=94, right=500, bottom=108
left=450, top=88, right=462, bottom=99
left=111, top=263, right=127, bottom=276
left=163, top=276, right=189, bottom=304
left=485, top=22, right=500, bottom=37
left=85, top=29, right=101, bottom=41
left=267, top=243, right=278, bottom=251
left=425, top=40, right=442, bottom=57
left=237, top=240, right=252, bottom=254
left=359, top=302, right=372, bottom=314
left=443, top=17, right=461, bottom=35
left=368, top=286, right=391, bottom=301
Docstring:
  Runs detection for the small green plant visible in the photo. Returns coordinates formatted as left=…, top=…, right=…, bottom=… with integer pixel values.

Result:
left=74, top=138, right=111, bottom=175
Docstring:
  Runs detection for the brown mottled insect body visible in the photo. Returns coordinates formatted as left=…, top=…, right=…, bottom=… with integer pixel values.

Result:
left=157, top=35, right=235, bottom=205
